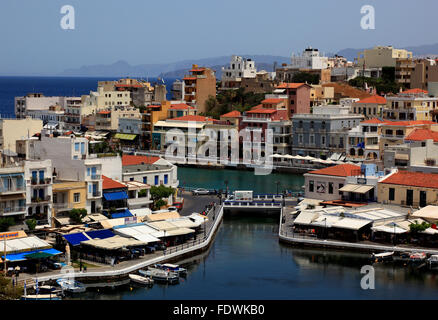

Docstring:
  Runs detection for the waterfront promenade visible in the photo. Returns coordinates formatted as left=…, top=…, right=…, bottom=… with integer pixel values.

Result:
left=18, top=203, right=224, bottom=285
left=278, top=206, right=438, bottom=255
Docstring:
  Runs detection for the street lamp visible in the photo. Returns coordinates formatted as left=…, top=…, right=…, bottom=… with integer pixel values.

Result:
left=275, top=181, right=281, bottom=195
left=324, top=217, right=327, bottom=239
left=224, top=180, right=229, bottom=198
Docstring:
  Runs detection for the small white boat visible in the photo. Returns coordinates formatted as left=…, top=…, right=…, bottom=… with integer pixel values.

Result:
left=427, top=255, right=438, bottom=268
left=21, top=294, right=61, bottom=300
left=129, top=274, right=154, bottom=286
left=140, top=268, right=179, bottom=284
left=372, top=251, right=394, bottom=262
left=155, top=263, right=187, bottom=277
left=56, top=278, right=86, bottom=294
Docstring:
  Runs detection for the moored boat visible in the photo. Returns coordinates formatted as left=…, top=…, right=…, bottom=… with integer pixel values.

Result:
left=56, top=278, right=86, bottom=294
left=154, top=263, right=187, bottom=277
left=427, top=255, right=438, bottom=269
left=140, top=268, right=179, bottom=284
left=371, top=251, right=394, bottom=263
left=21, top=294, right=61, bottom=300
left=129, top=274, right=154, bottom=286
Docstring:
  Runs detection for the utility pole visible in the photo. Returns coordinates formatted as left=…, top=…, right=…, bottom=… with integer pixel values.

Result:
left=3, top=236, right=6, bottom=276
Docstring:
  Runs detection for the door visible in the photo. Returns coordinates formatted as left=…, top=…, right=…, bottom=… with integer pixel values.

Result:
left=406, top=189, right=413, bottom=206
left=420, top=191, right=427, bottom=207
left=91, top=201, right=96, bottom=213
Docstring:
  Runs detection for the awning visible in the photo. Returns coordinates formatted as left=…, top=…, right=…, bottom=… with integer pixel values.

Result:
left=331, top=218, right=371, bottom=230
left=104, top=191, right=128, bottom=201
left=371, top=225, right=408, bottom=234
left=2, top=248, right=62, bottom=262
left=395, top=154, right=409, bottom=160
left=339, top=184, right=361, bottom=192
left=273, top=89, right=286, bottom=93
left=293, top=211, right=318, bottom=226
left=111, top=210, right=133, bottom=219
left=354, top=185, right=374, bottom=194
left=114, top=133, right=137, bottom=141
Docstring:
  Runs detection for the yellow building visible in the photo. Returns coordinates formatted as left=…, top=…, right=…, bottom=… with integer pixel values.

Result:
left=378, top=171, right=438, bottom=207
left=0, top=118, right=43, bottom=153
left=310, top=85, right=334, bottom=107
left=52, top=181, right=87, bottom=215
left=357, top=46, right=413, bottom=68
left=384, top=89, right=438, bottom=121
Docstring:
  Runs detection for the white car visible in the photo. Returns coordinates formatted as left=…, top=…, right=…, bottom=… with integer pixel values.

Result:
left=192, top=188, right=210, bottom=195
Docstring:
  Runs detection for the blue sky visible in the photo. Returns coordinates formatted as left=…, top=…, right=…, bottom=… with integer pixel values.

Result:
left=0, top=0, right=436, bottom=75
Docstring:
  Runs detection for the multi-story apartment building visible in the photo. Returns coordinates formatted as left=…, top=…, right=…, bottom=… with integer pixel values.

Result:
left=167, top=103, right=197, bottom=119
left=410, top=59, right=438, bottom=91
left=15, top=93, right=65, bottom=119
left=357, top=46, right=413, bottom=68
left=239, top=108, right=292, bottom=155
left=346, top=118, right=384, bottom=162
left=395, top=58, right=416, bottom=88
left=24, top=159, right=53, bottom=223
left=221, top=55, right=257, bottom=89
left=384, top=89, right=438, bottom=121
left=140, top=101, right=172, bottom=150
left=95, top=106, right=141, bottom=132
left=0, top=118, right=43, bottom=153
left=183, top=65, right=216, bottom=114
left=52, top=181, right=87, bottom=216
left=63, top=97, right=85, bottom=131
left=271, top=83, right=311, bottom=118
left=240, top=71, right=275, bottom=94
left=310, top=85, right=334, bottom=107
left=352, top=95, right=386, bottom=119
left=171, top=80, right=185, bottom=101
left=0, top=164, right=26, bottom=220
left=292, top=105, right=363, bottom=159
left=290, top=47, right=329, bottom=69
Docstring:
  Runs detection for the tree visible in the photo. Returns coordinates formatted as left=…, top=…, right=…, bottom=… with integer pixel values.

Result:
left=150, top=185, right=174, bottom=210
left=0, top=218, right=14, bottom=232
left=25, top=219, right=37, bottom=231
left=409, top=221, right=431, bottom=233
left=69, top=208, right=87, bottom=224
left=0, top=275, right=23, bottom=300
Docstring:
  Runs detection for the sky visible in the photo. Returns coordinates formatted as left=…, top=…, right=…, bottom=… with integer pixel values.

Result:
left=0, top=0, right=437, bottom=75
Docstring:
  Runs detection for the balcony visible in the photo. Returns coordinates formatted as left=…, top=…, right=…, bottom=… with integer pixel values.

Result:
left=88, top=191, right=101, bottom=199
left=90, top=174, right=101, bottom=180
left=31, top=195, right=51, bottom=203
left=0, top=206, right=26, bottom=216
left=31, top=177, right=52, bottom=185
left=0, top=186, right=25, bottom=195
left=53, top=203, right=73, bottom=211
left=128, top=197, right=152, bottom=207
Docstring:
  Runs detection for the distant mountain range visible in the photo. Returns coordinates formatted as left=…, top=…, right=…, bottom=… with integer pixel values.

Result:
left=58, top=43, right=438, bottom=78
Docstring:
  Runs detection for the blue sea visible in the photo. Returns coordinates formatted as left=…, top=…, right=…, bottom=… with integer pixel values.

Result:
left=0, top=76, right=176, bottom=118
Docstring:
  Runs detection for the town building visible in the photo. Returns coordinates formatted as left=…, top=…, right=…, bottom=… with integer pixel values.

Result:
left=0, top=118, right=43, bottom=153
left=346, top=118, right=385, bottom=162
left=352, top=95, right=386, bottom=119
left=310, top=85, right=335, bottom=107
left=272, top=83, right=311, bottom=118
left=52, top=181, right=87, bottom=218
left=357, top=46, right=413, bottom=68
left=183, top=65, right=216, bottom=114
left=410, top=59, right=438, bottom=91
left=102, top=175, right=129, bottom=218
left=140, top=101, right=173, bottom=150
left=395, top=58, right=416, bottom=88
left=383, top=89, right=438, bottom=121
left=378, top=170, right=438, bottom=207
left=221, top=55, right=257, bottom=89
left=290, top=47, right=329, bottom=70
left=167, top=103, right=197, bottom=119
left=240, top=71, right=275, bottom=94
left=0, top=164, right=26, bottom=221
left=292, top=105, right=363, bottom=159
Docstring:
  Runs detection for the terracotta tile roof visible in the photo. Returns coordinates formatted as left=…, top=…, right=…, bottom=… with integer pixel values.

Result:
left=122, top=155, right=160, bottom=166
left=380, top=171, right=438, bottom=189
left=322, top=82, right=371, bottom=100
left=405, top=129, right=438, bottom=142
left=169, top=103, right=195, bottom=110
left=190, top=68, right=206, bottom=72
left=102, top=175, right=127, bottom=190
left=115, top=84, right=143, bottom=88
left=276, top=83, right=307, bottom=89
left=221, top=110, right=241, bottom=118
left=98, top=111, right=111, bottom=115
left=251, top=104, right=263, bottom=110
left=170, top=115, right=214, bottom=122
left=356, top=95, right=387, bottom=104
left=271, top=110, right=289, bottom=121
left=262, top=98, right=285, bottom=104
left=401, top=88, right=428, bottom=94
left=183, top=77, right=197, bottom=81
left=246, top=108, right=277, bottom=114
left=308, top=164, right=361, bottom=177
left=383, top=120, right=436, bottom=127
left=361, top=118, right=387, bottom=124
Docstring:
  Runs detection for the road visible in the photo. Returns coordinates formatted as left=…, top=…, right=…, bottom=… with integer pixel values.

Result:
left=179, top=191, right=220, bottom=217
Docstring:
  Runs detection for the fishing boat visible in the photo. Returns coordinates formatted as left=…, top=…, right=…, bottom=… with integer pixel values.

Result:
left=409, top=252, right=427, bottom=262
left=371, top=251, right=394, bottom=263
left=139, top=268, right=179, bottom=284
left=21, top=294, right=61, bottom=300
left=154, top=263, right=187, bottom=277
left=129, top=274, right=154, bottom=286
left=56, top=278, right=86, bottom=294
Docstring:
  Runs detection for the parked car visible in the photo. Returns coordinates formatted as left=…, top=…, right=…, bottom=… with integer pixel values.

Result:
left=173, top=201, right=184, bottom=211
left=192, top=188, right=210, bottom=195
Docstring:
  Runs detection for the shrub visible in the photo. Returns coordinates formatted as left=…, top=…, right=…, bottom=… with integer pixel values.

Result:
left=0, top=218, right=14, bottom=232
left=25, top=219, right=37, bottom=231
left=69, top=208, right=87, bottom=224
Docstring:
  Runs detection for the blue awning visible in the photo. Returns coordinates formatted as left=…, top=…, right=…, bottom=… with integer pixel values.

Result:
left=2, top=248, right=62, bottom=262
left=111, top=210, right=132, bottom=219
left=85, top=229, right=115, bottom=240
left=104, top=191, right=128, bottom=201
left=63, top=232, right=89, bottom=246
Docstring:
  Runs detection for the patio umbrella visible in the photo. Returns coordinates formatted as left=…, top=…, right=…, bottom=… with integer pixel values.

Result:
left=25, top=251, right=54, bottom=260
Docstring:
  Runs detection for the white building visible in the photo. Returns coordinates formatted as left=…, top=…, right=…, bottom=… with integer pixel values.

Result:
left=222, top=55, right=257, bottom=83
left=290, top=47, right=329, bottom=70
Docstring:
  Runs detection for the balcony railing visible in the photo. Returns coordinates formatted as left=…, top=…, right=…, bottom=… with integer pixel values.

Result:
left=90, top=191, right=101, bottom=198
left=31, top=195, right=51, bottom=203
left=31, top=177, right=52, bottom=185
left=0, top=206, right=26, bottom=214
left=90, top=174, right=101, bottom=180
left=0, top=186, right=25, bottom=194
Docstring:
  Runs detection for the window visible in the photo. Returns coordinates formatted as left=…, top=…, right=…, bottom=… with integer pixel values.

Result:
left=321, top=136, right=326, bottom=146
left=154, top=175, right=159, bottom=185
left=339, top=184, right=344, bottom=195
left=130, top=177, right=134, bottom=181
left=73, top=193, right=80, bottom=203
left=298, top=134, right=303, bottom=144
left=143, top=177, right=147, bottom=184
left=389, top=188, right=395, bottom=201
left=310, top=135, right=315, bottom=144
left=75, top=142, right=79, bottom=152
left=328, top=182, right=334, bottom=194
left=309, top=180, right=314, bottom=192
left=164, top=174, right=168, bottom=184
